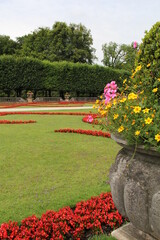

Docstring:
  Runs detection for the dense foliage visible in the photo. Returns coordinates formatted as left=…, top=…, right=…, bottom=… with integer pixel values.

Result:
left=0, top=56, right=45, bottom=97
left=135, top=21, right=160, bottom=99
left=0, top=56, right=130, bottom=98
left=0, top=35, right=19, bottom=55
left=136, top=22, right=160, bottom=69
left=16, top=22, right=96, bottom=64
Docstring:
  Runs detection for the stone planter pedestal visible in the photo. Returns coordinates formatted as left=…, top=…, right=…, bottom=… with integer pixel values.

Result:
left=109, top=134, right=160, bottom=240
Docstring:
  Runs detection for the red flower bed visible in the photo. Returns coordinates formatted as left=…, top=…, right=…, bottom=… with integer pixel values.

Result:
left=0, top=112, right=98, bottom=126
left=0, top=120, right=36, bottom=124
left=0, top=113, right=7, bottom=116
left=55, top=128, right=111, bottom=138
left=0, top=101, right=93, bottom=108
left=0, top=112, right=96, bottom=116
left=0, top=193, right=124, bottom=240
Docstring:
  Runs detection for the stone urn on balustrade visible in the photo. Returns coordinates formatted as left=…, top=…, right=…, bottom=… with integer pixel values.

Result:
left=110, top=134, right=160, bottom=240
left=27, top=91, right=33, bottom=103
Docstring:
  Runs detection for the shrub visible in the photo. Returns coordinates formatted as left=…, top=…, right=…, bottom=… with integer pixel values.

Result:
left=0, top=56, right=130, bottom=97
left=94, top=22, right=160, bottom=151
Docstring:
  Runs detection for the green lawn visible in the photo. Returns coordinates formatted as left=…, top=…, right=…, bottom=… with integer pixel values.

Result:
left=0, top=111, right=121, bottom=224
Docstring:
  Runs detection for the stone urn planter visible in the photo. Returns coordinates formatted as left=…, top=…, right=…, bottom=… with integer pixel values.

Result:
left=110, top=134, right=160, bottom=240
left=27, top=91, right=33, bottom=103
left=64, top=92, right=70, bottom=102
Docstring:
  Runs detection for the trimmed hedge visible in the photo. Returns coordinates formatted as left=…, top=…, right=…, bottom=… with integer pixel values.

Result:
left=0, top=56, right=130, bottom=97
left=0, top=56, right=45, bottom=96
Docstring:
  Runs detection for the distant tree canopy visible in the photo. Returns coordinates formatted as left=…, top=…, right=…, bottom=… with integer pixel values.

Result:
left=0, top=35, right=19, bottom=55
left=102, top=42, right=137, bottom=71
left=16, top=22, right=96, bottom=64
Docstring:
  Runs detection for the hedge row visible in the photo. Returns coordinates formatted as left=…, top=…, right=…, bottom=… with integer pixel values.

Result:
left=0, top=56, right=130, bottom=97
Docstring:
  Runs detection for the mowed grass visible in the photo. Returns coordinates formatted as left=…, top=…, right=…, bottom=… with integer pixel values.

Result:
left=0, top=111, right=121, bottom=224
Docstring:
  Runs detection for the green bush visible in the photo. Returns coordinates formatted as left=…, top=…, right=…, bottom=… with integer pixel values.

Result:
left=137, top=22, right=160, bottom=69
left=135, top=21, right=160, bottom=99
left=0, top=56, right=45, bottom=96
left=0, top=56, right=130, bottom=97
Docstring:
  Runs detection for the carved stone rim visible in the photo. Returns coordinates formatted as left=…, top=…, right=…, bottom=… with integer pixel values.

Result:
left=111, top=133, right=160, bottom=157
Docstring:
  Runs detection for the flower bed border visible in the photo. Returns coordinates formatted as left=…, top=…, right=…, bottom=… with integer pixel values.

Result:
left=0, top=101, right=94, bottom=109
left=0, top=112, right=96, bottom=116
left=0, top=193, right=123, bottom=240
left=55, top=128, right=110, bottom=138
left=0, top=112, right=97, bottom=124
left=0, top=120, right=36, bottom=124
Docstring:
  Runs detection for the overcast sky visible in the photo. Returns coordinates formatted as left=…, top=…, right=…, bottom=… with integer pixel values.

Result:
left=0, top=0, right=160, bottom=64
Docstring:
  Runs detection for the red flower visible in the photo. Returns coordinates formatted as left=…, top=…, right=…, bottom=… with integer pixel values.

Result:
left=54, top=128, right=110, bottom=138
left=0, top=193, right=124, bottom=240
left=0, top=120, right=36, bottom=124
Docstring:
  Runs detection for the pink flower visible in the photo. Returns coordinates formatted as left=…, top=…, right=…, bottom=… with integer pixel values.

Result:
left=110, top=81, right=117, bottom=90
left=87, top=115, right=94, bottom=123
left=104, top=81, right=118, bottom=104
left=133, top=41, right=137, bottom=49
left=105, top=97, right=111, bottom=104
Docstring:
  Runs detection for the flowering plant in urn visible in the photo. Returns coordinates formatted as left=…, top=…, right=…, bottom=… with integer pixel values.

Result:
left=94, top=22, right=160, bottom=152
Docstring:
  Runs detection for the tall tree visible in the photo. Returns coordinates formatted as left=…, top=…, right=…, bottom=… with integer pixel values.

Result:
left=17, top=22, right=96, bottom=64
left=0, top=35, right=19, bottom=55
left=102, top=42, right=137, bottom=71
left=16, top=27, right=54, bottom=61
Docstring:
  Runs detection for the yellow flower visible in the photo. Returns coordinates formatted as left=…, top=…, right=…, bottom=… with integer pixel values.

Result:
left=157, top=78, right=160, bottom=82
left=113, top=113, right=119, bottom=120
left=140, top=90, right=144, bottom=94
left=135, top=130, right=140, bottom=136
left=99, top=110, right=107, bottom=116
left=152, top=88, right=158, bottom=93
left=145, top=117, right=153, bottom=124
left=123, top=79, right=127, bottom=84
left=118, top=126, right=124, bottom=132
left=143, top=108, right=150, bottom=113
left=119, top=97, right=126, bottom=103
left=105, top=103, right=112, bottom=109
left=131, top=72, right=136, bottom=79
left=128, top=93, right=138, bottom=100
left=147, top=63, right=151, bottom=67
left=133, top=106, right=141, bottom=113
left=135, top=65, right=142, bottom=72
left=155, top=134, right=160, bottom=142
left=113, top=99, right=117, bottom=105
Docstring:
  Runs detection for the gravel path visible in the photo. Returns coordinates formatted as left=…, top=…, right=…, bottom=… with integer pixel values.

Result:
left=0, top=106, right=93, bottom=112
